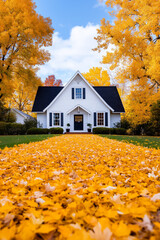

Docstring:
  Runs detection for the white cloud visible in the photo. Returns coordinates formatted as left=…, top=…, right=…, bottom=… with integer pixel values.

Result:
left=94, top=0, right=106, bottom=8
left=37, top=23, right=111, bottom=84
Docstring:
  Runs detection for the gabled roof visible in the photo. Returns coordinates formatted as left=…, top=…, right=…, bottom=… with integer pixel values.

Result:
left=12, top=108, right=35, bottom=119
left=66, top=104, right=91, bottom=115
left=32, top=86, right=63, bottom=112
left=32, top=85, right=125, bottom=113
left=42, top=71, right=114, bottom=112
left=93, top=86, right=125, bottom=113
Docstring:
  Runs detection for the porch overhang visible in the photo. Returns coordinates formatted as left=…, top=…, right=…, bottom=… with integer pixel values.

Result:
left=66, top=104, right=91, bottom=115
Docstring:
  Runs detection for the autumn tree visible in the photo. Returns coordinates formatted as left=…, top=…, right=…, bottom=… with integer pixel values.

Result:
left=95, top=0, right=160, bottom=125
left=5, top=70, right=42, bottom=113
left=0, top=0, right=53, bottom=99
left=83, top=67, right=110, bottom=86
left=44, top=75, right=62, bottom=86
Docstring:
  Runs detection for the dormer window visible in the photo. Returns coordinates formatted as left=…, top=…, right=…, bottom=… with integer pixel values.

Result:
left=75, top=88, right=82, bottom=99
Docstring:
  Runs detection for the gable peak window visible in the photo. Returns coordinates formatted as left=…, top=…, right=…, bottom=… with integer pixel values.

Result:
left=76, top=88, right=82, bottom=99
left=72, top=88, right=86, bottom=99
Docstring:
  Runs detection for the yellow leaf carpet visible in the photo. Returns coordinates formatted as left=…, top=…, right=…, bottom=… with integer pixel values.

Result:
left=0, top=135, right=160, bottom=240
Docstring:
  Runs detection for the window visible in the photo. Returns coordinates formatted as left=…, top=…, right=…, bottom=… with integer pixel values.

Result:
left=53, top=113, right=60, bottom=126
left=75, top=88, right=82, bottom=99
left=97, top=113, right=104, bottom=125
left=72, top=88, right=85, bottom=99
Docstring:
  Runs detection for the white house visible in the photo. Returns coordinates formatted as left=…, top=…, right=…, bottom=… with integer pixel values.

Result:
left=11, top=108, right=35, bottom=124
left=32, top=71, right=125, bottom=132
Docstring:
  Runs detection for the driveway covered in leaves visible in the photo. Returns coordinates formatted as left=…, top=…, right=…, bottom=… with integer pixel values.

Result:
left=0, top=135, right=160, bottom=239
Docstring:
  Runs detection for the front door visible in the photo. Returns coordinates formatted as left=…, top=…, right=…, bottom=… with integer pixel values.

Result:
left=74, top=115, right=83, bottom=130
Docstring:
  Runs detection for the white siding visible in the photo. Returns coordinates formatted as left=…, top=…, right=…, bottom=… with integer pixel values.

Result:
left=46, top=73, right=111, bottom=132
left=14, top=112, right=25, bottom=124
left=37, top=113, right=47, bottom=128
left=110, top=113, right=121, bottom=128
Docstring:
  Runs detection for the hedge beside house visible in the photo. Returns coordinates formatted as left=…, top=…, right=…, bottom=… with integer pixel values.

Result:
left=27, top=127, right=64, bottom=135
left=27, top=128, right=49, bottom=135
left=49, top=127, right=63, bottom=134
left=0, top=122, right=26, bottom=135
left=0, top=122, right=64, bottom=135
left=93, top=127, right=126, bottom=135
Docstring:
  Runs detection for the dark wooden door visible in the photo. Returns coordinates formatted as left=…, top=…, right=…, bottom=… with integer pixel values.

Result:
left=74, top=115, right=83, bottom=130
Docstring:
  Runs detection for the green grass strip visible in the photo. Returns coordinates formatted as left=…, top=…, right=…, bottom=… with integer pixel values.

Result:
left=100, top=135, right=160, bottom=149
left=0, top=134, right=59, bottom=149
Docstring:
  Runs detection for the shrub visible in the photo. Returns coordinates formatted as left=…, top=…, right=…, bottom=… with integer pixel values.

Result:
left=24, top=118, right=37, bottom=131
left=114, top=128, right=126, bottom=135
left=0, top=122, right=25, bottom=135
left=7, top=123, right=26, bottom=135
left=109, top=128, right=117, bottom=134
left=27, top=128, right=49, bottom=135
left=114, top=118, right=131, bottom=129
left=49, top=127, right=63, bottom=134
left=93, top=127, right=110, bottom=134
left=0, top=122, right=8, bottom=135
left=6, top=111, right=17, bottom=123
left=0, top=102, right=10, bottom=122
left=126, top=128, right=134, bottom=135
left=93, top=127, right=126, bottom=135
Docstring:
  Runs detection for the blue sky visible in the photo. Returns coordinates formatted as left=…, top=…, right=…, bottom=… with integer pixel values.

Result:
left=34, top=0, right=114, bottom=84
left=34, top=0, right=112, bottom=39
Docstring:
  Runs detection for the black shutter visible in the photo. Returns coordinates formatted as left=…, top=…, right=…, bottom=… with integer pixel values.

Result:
left=94, top=112, right=96, bottom=126
left=83, top=88, right=85, bottom=99
left=61, top=113, right=64, bottom=126
left=49, top=113, right=52, bottom=127
left=105, top=112, right=108, bottom=126
left=72, top=88, right=74, bottom=99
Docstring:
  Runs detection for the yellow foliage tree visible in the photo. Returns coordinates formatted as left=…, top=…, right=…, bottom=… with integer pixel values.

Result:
left=124, top=83, right=160, bottom=126
left=5, top=69, right=42, bottom=114
left=95, top=0, right=160, bottom=125
left=0, top=0, right=53, bottom=98
left=83, top=67, right=110, bottom=86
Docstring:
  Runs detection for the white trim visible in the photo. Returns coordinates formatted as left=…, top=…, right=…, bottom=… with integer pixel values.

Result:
left=66, top=104, right=91, bottom=115
left=43, top=71, right=114, bottom=112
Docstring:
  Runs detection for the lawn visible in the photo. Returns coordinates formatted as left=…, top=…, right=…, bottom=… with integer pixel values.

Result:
left=0, top=134, right=59, bottom=149
left=100, top=135, right=160, bottom=149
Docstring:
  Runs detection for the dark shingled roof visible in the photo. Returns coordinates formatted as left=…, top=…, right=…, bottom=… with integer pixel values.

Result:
left=32, top=86, right=125, bottom=113
left=32, top=86, right=63, bottom=112
left=93, top=86, right=125, bottom=112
